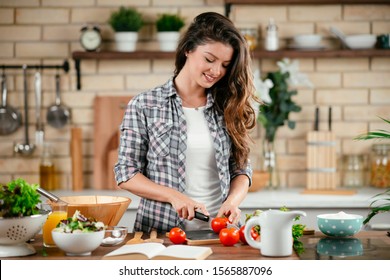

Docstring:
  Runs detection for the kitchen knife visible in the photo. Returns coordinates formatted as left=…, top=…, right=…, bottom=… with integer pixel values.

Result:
left=195, top=211, right=210, bottom=222
left=314, top=107, right=319, bottom=131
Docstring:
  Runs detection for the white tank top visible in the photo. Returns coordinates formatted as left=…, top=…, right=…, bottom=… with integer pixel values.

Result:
left=182, top=106, right=222, bottom=230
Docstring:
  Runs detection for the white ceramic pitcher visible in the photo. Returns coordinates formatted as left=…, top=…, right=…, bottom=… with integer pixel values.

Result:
left=244, top=209, right=306, bottom=257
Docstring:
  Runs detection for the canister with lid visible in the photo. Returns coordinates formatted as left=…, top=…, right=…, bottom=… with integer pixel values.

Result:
left=370, top=143, right=390, bottom=188
left=342, top=154, right=366, bottom=188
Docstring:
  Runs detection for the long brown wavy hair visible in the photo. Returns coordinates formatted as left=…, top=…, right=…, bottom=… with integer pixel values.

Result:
left=174, top=12, right=257, bottom=169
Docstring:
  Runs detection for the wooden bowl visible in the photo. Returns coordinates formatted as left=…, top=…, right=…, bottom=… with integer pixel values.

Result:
left=249, top=171, right=269, bottom=192
left=60, top=196, right=131, bottom=226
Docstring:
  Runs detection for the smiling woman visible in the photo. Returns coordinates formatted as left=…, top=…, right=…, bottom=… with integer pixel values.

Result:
left=114, top=12, right=258, bottom=233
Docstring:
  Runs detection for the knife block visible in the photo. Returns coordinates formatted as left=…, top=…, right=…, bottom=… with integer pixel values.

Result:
left=306, top=131, right=337, bottom=190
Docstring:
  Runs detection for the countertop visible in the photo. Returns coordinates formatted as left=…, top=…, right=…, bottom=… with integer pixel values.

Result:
left=49, top=187, right=383, bottom=209
left=2, top=231, right=389, bottom=260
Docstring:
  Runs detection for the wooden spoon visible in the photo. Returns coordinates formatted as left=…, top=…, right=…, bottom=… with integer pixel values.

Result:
left=144, top=229, right=164, bottom=244
left=126, top=231, right=145, bottom=245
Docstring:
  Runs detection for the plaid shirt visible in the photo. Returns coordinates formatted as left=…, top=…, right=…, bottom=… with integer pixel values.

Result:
left=114, top=78, right=252, bottom=233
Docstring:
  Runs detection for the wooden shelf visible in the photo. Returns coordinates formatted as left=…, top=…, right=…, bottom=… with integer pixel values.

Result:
left=251, top=48, right=390, bottom=59
left=225, top=0, right=390, bottom=4
left=224, top=0, right=390, bottom=16
left=72, top=49, right=390, bottom=90
left=72, top=50, right=175, bottom=60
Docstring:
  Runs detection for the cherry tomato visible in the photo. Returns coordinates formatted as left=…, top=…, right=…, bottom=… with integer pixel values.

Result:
left=169, top=227, right=186, bottom=244
left=239, top=225, right=260, bottom=245
left=211, top=217, right=229, bottom=233
left=219, top=228, right=239, bottom=246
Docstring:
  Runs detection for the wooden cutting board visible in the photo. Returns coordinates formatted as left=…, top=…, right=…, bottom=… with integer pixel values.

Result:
left=165, top=230, right=220, bottom=245
left=93, top=96, right=131, bottom=189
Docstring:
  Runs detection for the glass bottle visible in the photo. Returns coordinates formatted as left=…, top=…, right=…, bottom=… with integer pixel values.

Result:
left=370, top=143, right=390, bottom=188
left=39, top=143, right=57, bottom=191
left=342, top=154, right=365, bottom=188
left=265, top=18, right=279, bottom=51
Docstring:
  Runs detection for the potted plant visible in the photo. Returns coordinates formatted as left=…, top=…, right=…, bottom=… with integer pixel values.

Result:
left=354, top=116, right=390, bottom=225
left=108, top=6, right=144, bottom=52
left=155, top=13, right=185, bottom=51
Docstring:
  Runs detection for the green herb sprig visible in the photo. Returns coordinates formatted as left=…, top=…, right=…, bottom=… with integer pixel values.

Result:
left=0, top=178, right=41, bottom=218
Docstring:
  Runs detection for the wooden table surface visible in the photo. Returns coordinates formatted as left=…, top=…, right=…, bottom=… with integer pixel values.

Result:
left=2, top=231, right=388, bottom=260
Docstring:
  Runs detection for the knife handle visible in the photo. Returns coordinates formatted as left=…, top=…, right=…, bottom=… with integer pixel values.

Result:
left=195, top=211, right=210, bottom=222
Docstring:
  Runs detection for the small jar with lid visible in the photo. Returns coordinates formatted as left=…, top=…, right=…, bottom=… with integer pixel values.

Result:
left=370, top=143, right=390, bottom=188
left=240, top=28, right=258, bottom=51
left=342, top=154, right=366, bottom=188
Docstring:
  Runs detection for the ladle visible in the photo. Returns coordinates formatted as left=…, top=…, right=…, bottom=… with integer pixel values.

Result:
left=36, top=187, right=67, bottom=204
left=46, top=73, right=70, bottom=129
left=0, top=71, right=22, bottom=135
left=15, top=65, right=35, bottom=156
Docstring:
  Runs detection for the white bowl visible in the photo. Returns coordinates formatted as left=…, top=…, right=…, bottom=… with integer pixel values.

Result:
left=52, top=230, right=105, bottom=256
left=344, top=34, right=376, bottom=49
left=293, top=34, right=322, bottom=48
left=317, top=211, right=363, bottom=237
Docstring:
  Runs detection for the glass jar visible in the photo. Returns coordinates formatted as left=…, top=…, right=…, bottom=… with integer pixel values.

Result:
left=342, top=154, right=366, bottom=188
left=370, top=143, right=390, bottom=188
left=240, top=28, right=258, bottom=51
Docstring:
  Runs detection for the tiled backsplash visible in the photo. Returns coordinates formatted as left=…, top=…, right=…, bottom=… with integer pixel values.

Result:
left=0, top=0, right=389, bottom=189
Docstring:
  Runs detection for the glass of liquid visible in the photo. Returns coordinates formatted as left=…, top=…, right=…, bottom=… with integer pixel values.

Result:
left=42, top=201, right=68, bottom=247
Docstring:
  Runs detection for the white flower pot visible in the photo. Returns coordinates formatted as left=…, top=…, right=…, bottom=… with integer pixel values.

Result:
left=114, top=32, right=138, bottom=52
left=157, top=32, right=180, bottom=52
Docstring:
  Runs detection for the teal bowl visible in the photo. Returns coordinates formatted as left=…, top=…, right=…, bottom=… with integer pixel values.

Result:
left=317, top=237, right=363, bottom=257
left=317, top=212, right=363, bottom=237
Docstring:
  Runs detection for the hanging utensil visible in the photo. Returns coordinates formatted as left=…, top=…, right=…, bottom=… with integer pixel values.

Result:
left=0, top=71, right=22, bottom=135
left=46, top=74, right=70, bottom=129
left=15, top=65, right=35, bottom=156
left=34, top=70, right=44, bottom=146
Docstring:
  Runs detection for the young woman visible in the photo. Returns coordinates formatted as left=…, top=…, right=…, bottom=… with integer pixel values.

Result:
left=114, top=12, right=258, bottom=233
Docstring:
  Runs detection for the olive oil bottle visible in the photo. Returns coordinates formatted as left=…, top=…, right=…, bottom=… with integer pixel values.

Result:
left=39, top=143, right=57, bottom=190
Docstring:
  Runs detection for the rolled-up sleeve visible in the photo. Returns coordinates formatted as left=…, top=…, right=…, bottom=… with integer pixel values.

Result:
left=229, top=156, right=253, bottom=187
left=114, top=98, right=148, bottom=185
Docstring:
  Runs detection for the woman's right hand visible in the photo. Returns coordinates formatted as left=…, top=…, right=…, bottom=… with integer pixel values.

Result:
left=168, top=190, right=209, bottom=221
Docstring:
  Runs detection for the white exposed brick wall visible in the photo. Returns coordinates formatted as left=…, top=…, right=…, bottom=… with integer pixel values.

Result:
left=0, top=0, right=388, bottom=189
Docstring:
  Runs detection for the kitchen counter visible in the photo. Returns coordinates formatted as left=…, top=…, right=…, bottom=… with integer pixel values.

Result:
left=1, top=231, right=389, bottom=260
left=48, top=187, right=390, bottom=230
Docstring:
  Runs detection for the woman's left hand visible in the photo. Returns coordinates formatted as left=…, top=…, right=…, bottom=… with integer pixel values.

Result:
left=217, top=202, right=241, bottom=225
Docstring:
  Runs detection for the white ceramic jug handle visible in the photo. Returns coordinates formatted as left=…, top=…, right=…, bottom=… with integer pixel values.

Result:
left=244, top=217, right=261, bottom=249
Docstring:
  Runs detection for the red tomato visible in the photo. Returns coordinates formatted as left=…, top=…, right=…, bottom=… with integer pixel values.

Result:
left=169, top=227, right=186, bottom=244
left=211, top=217, right=229, bottom=233
left=219, top=228, right=239, bottom=246
left=239, top=225, right=259, bottom=245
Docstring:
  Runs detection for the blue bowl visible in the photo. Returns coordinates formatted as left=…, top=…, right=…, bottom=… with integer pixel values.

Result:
left=317, top=212, right=363, bottom=237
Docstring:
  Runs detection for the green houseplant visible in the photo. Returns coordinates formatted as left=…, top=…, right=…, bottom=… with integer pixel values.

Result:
left=354, top=116, right=390, bottom=225
left=155, top=13, right=185, bottom=51
left=156, top=13, right=185, bottom=32
left=254, top=59, right=312, bottom=188
left=108, top=6, right=144, bottom=51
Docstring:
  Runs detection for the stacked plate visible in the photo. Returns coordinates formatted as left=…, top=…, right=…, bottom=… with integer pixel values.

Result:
left=290, top=34, right=323, bottom=49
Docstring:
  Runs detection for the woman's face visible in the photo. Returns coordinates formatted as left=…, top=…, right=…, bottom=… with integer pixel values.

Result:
left=185, top=42, right=233, bottom=89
